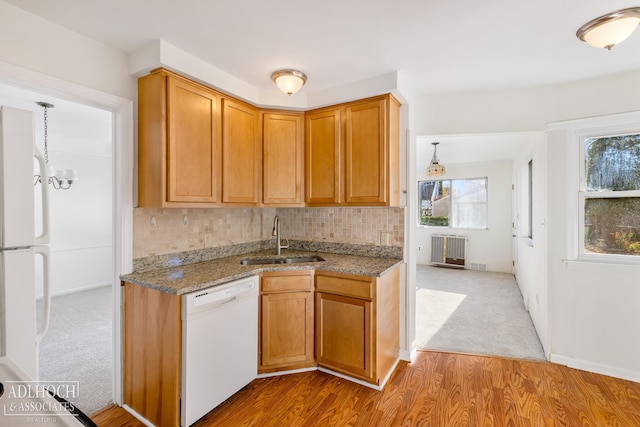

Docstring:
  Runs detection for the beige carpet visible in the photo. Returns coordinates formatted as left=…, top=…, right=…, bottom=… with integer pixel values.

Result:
left=37, top=285, right=113, bottom=415
left=416, top=265, right=545, bottom=361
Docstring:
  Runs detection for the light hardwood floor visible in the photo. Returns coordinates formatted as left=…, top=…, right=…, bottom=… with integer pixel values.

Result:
left=91, top=350, right=640, bottom=426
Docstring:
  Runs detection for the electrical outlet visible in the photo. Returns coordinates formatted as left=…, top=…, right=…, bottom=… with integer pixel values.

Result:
left=204, top=233, right=213, bottom=248
left=418, top=246, right=421, bottom=251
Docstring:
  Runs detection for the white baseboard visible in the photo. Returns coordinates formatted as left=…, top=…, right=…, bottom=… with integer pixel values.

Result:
left=318, top=367, right=383, bottom=391
left=256, top=366, right=317, bottom=378
left=399, top=348, right=412, bottom=361
left=550, top=353, right=640, bottom=383
left=318, top=357, right=401, bottom=391
left=36, top=282, right=111, bottom=300
left=122, top=404, right=155, bottom=427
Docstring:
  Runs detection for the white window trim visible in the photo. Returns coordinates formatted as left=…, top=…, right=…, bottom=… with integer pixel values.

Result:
left=576, top=124, right=640, bottom=265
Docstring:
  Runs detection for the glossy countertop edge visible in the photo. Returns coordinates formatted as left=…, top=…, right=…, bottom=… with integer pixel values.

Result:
left=120, top=249, right=404, bottom=295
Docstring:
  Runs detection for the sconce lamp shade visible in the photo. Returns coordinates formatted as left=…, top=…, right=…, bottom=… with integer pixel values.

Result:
left=577, top=8, right=640, bottom=49
left=271, top=69, right=307, bottom=95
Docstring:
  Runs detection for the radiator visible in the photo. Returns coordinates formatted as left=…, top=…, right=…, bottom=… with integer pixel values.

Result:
left=430, top=235, right=468, bottom=269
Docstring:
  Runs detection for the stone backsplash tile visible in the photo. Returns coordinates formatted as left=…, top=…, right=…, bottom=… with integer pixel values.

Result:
left=276, top=207, right=404, bottom=247
left=133, top=206, right=405, bottom=260
left=133, top=208, right=276, bottom=258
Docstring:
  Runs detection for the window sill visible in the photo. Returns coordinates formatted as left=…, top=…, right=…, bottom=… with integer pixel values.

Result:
left=563, top=258, right=640, bottom=271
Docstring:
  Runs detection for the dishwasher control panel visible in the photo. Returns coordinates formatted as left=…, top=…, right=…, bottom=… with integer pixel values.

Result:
left=182, top=275, right=258, bottom=318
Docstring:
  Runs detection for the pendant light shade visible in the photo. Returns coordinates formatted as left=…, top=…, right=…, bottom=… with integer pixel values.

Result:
left=577, top=8, right=640, bottom=50
left=271, top=69, right=307, bottom=95
left=427, top=142, right=446, bottom=177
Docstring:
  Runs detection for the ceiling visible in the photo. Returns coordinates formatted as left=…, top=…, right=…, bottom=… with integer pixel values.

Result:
left=4, top=0, right=640, bottom=96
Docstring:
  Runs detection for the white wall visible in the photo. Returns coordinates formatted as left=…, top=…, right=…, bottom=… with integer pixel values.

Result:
left=414, top=69, right=640, bottom=135
left=545, top=115, right=640, bottom=382
left=0, top=1, right=135, bottom=100
left=415, top=154, right=514, bottom=273
left=44, top=151, right=113, bottom=296
left=413, top=72, right=640, bottom=382
left=512, top=133, right=549, bottom=355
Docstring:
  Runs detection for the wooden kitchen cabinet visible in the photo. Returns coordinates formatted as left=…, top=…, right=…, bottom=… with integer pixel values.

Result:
left=262, top=111, right=305, bottom=206
left=259, top=270, right=315, bottom=372
left=305, top=107, right=342, bottom=205
left=138, top=69, right=222, bottom=207
left=315, top=267, right=400, bottom=385
left=221, top=98, right=260, bottom=205
left=305, top=94, right=400, bottom=207
left=123, top=282, right=181, bottom=427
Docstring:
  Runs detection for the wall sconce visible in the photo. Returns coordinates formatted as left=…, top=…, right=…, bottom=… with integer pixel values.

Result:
left=271, top=69, right=307, bottom=95
left=427, top=142, right=446, bottom=177
left=33, top=102, right=78, bottom=190
left=577, top=7, right=640, bottom=50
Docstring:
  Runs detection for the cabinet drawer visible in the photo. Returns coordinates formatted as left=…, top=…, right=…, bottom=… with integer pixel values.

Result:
left=316, top=273, right=374, bottom=300
left=261, top=271, right=313, bottom=293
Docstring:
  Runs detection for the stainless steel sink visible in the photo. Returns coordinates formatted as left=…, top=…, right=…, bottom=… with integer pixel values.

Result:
left=240, top=255, right=324, bottom=265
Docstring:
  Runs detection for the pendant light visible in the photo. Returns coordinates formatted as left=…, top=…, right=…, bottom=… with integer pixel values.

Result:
left=576, top=7, right=640, bottom=50
left=427, top=142, right=446, bottom=177
left=33, top=102, right=78, bottom=190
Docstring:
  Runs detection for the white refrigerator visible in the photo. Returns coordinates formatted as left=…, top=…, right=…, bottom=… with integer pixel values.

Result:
left=0, top=105, right=51, bottom=380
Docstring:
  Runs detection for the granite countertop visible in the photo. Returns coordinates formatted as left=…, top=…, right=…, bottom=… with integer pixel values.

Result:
left=120, top=249, right=403, bottom=295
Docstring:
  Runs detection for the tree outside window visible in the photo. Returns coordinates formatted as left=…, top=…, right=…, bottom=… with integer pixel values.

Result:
left=583, top=134, right=640, bottom=256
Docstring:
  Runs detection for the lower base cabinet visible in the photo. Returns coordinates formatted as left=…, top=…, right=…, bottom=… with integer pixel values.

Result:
left=259, top=270, right=315, bottom=373
left=123, top=282, right=181, bottom=427
left=315, top=268, right=400, bottom=385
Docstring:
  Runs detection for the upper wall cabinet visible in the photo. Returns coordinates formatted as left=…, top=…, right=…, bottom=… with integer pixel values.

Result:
left=305, top=108, right=341, bottom=205
left=221, top=98, right=260, bottom=205
left=305, top=94, right=400, bottom=207
left=138, top=69, right=402, bottom=208
left=262, top=111, right=305, bottom=206
left=138, top=70, right=222, bottom=207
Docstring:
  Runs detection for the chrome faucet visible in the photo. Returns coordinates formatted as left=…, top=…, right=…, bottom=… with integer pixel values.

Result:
left=272, top=215, right=289, bottom=255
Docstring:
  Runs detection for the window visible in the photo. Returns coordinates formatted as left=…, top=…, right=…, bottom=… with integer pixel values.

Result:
left=581, top=133, right=640, bottom=258
left=419, top=178, right=488, bottom=229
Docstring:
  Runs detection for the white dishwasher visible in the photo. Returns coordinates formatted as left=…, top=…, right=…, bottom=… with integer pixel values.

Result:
left=181, top=275, right=258, bottom=427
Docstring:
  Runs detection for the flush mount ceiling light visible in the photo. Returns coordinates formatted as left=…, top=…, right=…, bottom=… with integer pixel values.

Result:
left=271, top=69, right=307, bottom=95
left=576, top=7, right=640, bottom=50
left=427, top=142, right=446, bottom=177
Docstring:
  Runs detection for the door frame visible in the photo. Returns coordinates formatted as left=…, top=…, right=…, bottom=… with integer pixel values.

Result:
left=0, top=60, right=134, bottom=405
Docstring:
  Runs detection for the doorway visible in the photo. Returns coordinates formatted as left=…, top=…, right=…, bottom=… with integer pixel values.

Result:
left=0, top=62, right=134, bottom=410
left=1, top=83, right=114, bottom=413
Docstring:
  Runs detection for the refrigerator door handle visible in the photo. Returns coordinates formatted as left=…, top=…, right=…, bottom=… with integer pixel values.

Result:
left=35, top=245, right=51, bottom=345
left=34, top=147, right=50, bottom=245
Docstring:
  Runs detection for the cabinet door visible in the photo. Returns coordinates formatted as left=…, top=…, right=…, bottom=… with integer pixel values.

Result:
left=305, top=108, right=341, bottom=205
left=262, top=112, right=304, bottom=206
left=167, top=76, right=220, bottom=203
left=316, top=292, right=373, bottom=380
left=222, top=98, right=260, bottom=204
left=344, top=98, right=387, bottom=205
left=260, top=292, right=314, bottom=369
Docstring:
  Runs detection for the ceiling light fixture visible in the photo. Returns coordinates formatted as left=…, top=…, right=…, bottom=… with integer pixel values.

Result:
left=271, top=69, right=307, bottom=95
left=33, top=102, right=78, bottom=190
left=576, top=7, right=640, bottom=50
left=427, top=142, right=446, bottom=177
